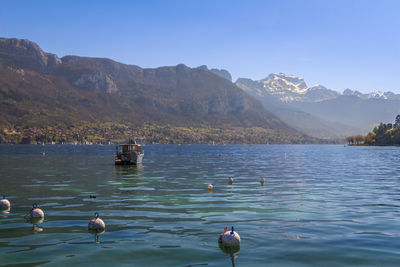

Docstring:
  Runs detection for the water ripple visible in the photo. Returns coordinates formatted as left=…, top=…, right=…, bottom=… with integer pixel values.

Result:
left=0, top=144, right=400, bottom=265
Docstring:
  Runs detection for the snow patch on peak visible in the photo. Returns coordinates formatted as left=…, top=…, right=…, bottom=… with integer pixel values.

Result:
left=308, top=84, right=328, bottom=90
left=261, top=73, right=308, bottom=98
left=343, top=89, right=400, bottom=100
left=368, top=91, right=386, bottom=99
left=239, top=73, right=340, bottom=102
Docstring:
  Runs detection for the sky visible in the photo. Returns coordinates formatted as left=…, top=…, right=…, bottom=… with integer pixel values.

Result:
left=1, top=0, right=400, bottom=93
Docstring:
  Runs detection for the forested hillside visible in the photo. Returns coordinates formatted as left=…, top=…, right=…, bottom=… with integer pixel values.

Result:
left=0, top=37, right=316, bottom=144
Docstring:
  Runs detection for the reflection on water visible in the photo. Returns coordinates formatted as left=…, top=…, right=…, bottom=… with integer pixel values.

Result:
left=31, top=223, right=44, bottom=234
left=0, top=144, right=400, bottom=266
left=0, top=209, right=10, bottom=215
left=88, top=229, right=105, bottom=244
left=115, top=163, right=144, bottom=178
left=219, top=243, right=240, bottom=267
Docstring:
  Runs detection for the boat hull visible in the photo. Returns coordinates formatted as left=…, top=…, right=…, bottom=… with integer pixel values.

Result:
left=115, top=152, right=144, bottom=165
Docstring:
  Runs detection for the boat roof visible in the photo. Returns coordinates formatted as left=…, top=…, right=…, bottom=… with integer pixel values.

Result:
left=120, top=139, right=141, bottom=146
left=120, top=143, right=141, bottom=146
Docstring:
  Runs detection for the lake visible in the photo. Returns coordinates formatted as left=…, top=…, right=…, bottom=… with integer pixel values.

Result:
left=0, top=144, right=399, bottom=266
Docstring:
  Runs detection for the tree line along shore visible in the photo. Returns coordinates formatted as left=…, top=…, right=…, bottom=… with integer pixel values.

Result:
left=347, top=115, right=400, bottom=146
left=0, top=123, right=322, bottom=145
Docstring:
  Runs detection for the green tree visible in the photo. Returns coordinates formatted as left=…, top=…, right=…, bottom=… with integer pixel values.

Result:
left=395, top=114, right=400, bottom=128
left=391, top=128, right=400, bottom=144
left=373, top=123, right=392, bottom=145
left=364, top=132, right=376, bottom=145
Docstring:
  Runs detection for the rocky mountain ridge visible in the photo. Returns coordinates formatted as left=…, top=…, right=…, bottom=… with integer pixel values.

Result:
left=0, top=37, right=61, bottom=72
left=197, top=65, right=232, bottom=82
left=0, top=37, right=313, bottom=144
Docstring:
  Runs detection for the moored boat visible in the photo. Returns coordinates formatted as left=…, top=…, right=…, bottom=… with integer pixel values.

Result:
left=115, top=139, right=144, bottom=165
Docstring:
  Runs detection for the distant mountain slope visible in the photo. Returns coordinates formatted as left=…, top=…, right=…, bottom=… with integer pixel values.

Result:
left=236, top=74, right=400, bottom=138
left=236, top=78, right=361, bottom=138
left=0, top=37, right=313, bottom=143
left=343, top=88, right=400, bottom=100
left=275, top=108, right=362, bottom=139
left=292, top=95, right=400, bottom=132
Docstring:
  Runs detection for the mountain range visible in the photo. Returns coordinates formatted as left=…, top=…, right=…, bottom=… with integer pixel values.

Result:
left=1, top=36, right=397, bottom=143
left=236, top=73, right=400, bottom=138
left=0, top=37, right=313, bottom=144
left=238, top=73, right=400, bottom=103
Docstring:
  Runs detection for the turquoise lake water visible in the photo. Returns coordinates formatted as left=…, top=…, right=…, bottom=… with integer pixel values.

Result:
left=0, top=144, right=399, bottom=266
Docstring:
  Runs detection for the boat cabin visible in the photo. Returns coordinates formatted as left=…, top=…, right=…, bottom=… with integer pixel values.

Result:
left=115, top=139, right=144, bottom=165
left=120, top=143, right=142, bottom=153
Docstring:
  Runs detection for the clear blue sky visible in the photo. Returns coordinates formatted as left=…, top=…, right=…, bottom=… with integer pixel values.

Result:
left=1, top=0, right=400, bottom=93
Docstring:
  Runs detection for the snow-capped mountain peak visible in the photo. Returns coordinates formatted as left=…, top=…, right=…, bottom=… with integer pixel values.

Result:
left=255, top=73, right=338, bottom=102
left=343, top=89, right=400, bottom=100
left=236, top=73, right=400, bottom=103
left=262, top=73, right=307, bottom=93
left=368, top=91, right=386, bottom=99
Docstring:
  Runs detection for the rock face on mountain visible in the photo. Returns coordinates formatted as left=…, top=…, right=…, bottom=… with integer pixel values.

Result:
left=197, top=65, right=232, bottom=82
left=0, top=37, right=309, bottom=143
left=261, top=73, right=308, bottom=102
left=73, top=72, right=118, bottom=93
left=305, top=85, right=339, bottom=102
left=236, top=78, right=268, bottom=97
left=61, top=55, right=143, bottom=79
left=0, top=38, right=61, bottom=72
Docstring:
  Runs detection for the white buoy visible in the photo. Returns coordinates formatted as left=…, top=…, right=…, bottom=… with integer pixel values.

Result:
left=26, top=203, right=44, bottom=219
left=228, top=177, right=234, bottom=184
left=88, top=212, right=106, bottom=232
left=0, top=195, right=10, bottom=210
left=260, top=177, right=265, bottom=185
left=208, top=184, right=213, bottom=190
left=219, top=226, right=240, bottom=247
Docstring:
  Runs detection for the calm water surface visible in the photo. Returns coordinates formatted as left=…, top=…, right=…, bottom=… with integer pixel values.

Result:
left=0, top=144, right=400, bottom=266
